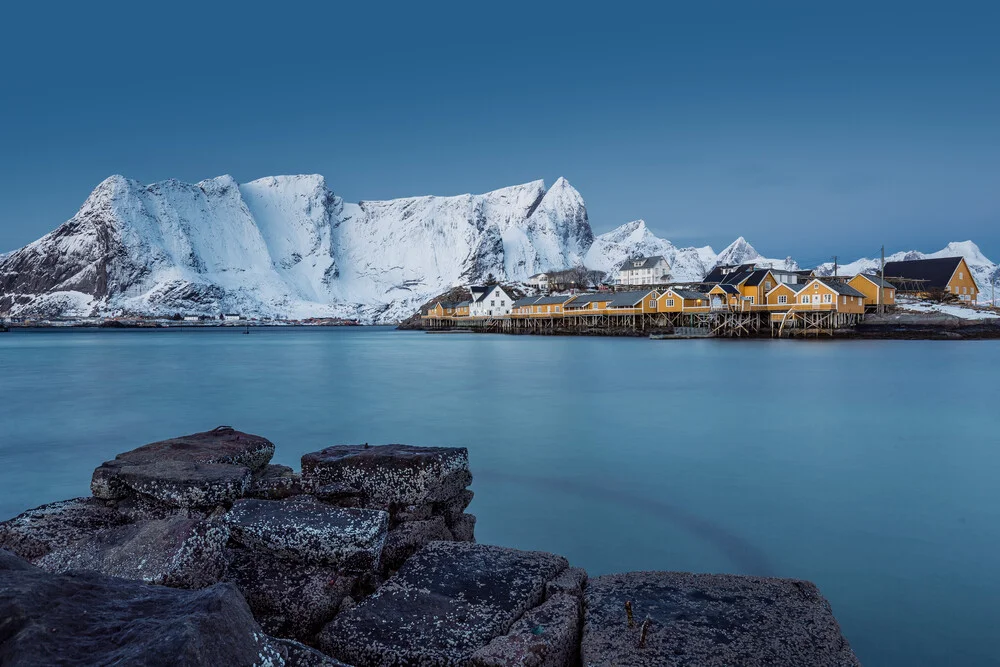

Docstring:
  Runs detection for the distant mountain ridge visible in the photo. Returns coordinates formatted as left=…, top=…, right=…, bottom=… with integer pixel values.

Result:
left=1, top=174, right=997, bottom=321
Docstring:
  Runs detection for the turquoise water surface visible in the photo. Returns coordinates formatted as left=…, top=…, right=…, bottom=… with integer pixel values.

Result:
left=1, top=327, right=997, bottom=665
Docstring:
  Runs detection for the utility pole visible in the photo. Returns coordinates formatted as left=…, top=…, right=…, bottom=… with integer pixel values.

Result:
left=878, top=245, right=885, bottom=313
left=832, top=256, right=838, bottom=278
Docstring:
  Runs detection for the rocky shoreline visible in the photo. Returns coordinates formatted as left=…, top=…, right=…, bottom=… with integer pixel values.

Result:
left=0, top=427, right=861, bottom=666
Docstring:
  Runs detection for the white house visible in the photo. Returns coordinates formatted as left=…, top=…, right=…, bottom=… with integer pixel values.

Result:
left=221, top=313, right=243, bottom=322
left=527, top=273, right=550, bottom=290
left=617, top=256, right=671, bottom=286
left=469, top=284, right=515, bottom=317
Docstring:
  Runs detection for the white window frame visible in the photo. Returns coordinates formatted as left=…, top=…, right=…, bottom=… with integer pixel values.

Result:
left=802, top=295, right=811, bottom=304
left=777, top=295, right=787, bottom=304
left=823, top=293, right=833, bottom=303
left=666, top=298, right=675, bottom=307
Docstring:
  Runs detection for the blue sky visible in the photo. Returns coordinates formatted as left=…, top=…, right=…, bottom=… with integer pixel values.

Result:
left=1, top=1, right=998, bottom=265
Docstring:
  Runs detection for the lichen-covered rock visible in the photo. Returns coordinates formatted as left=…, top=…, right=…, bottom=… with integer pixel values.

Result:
left=0, top=556, right=283, bottom=666
left=34, top=516, right=230, bottom=589
left=271, top=638, right=354, bottom=666
left=225, top=547, right=356, bottom=642
left=381, top=516, right=453, bottom=571
left=301, top=444, right=471, bottom=507
left=581, top=571, right=862, bottom=667
left=470, top=592, right=583, bottom=667
left=0, top=497, right=130, bottom=561
left=248, top=464, right=311, bottom=500
left=545, top=566, right=587, bottom=600
left=434, top=488, right=475, bottom=525
left=225, top=498, right=388, bottom=569
left=111, top=460, right=252, bottom=508
left=450, top=512, right=477, bottom=542
left=92, top=426, right=274, bottom=500
left=319, top=541, right=568, bottom=666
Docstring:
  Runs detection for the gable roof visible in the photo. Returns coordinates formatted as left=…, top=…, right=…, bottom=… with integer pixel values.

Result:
left=742, top=269, right=775, bottom=287
left=513, top=296, right=541, bottom=307
left=471, top=284, right=511, bottom=303
left=533, top=295, right=575, bottom=305
left=703, top=263, right=757, bottom=284
left=767, top=282, right=804, bottom=296
left=454, top=300, right=471, bottom=308
left=882, top=257, right=966, bottom=290
left=852, top=273, right=897, bottom=289
left=621, top=255, right=668, bottom=271
left=605, top=290, right=655, bottom=307
left=664, top=289, right=708, bottom=300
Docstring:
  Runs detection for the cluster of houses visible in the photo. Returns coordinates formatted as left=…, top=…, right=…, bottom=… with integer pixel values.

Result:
left=425, top=255, right=980, bottom=321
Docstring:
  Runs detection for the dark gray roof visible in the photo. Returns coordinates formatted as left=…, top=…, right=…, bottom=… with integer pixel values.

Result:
left=513, top=296, right=540, bottom=307
left=815, top=279, right=866, bottom=297
left=743, top=269, right=774, bottom=287
left=472, top=284, right=502, bottom=302
left=454, top=300, right=471, bottom=307
left=621, top=255, right=667, bottom=271
left=605, top=290, right=655, bottom=307
left=714, top=284, right=740, bottom=295
left=670, top=289, right=708, bottom=300
left=703, top=263, right=756, bottom=284
left=533, top=295, right=574, bottom=305
left=565, top=293, right=609, bottom=307
left=854, top=273, right=897, bottom=289
left=882, top=257, right=965, bottom=290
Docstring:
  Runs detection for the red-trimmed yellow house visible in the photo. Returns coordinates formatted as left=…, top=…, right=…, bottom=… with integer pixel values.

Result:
left=847, top=274, right=897, bottom=307
left=657, top=288, right=711, bottom=312
left=792, top=279, right=866, bottom=313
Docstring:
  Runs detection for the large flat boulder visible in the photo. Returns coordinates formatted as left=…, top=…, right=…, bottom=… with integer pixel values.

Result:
left=114, top=460, right=252, bottom=508
left=224, top=498, right=388, bottom=570
left=301, top=444, right=471, bottom=507
left=92, top=426, right=274, bottom=502
left=319, top=541, right=568, bottom=666
left=0, top=497, right=130, bottom=561
left=34, top=516, right=230, bottom=589
left=0, top=549, right=283, bottom=666
left=581, top=571, right=861, bottom=667
left=470, top=592, right=582, bottom=667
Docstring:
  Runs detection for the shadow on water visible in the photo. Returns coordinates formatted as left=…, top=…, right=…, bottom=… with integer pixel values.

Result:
left=476, top=470, right=775, bottom=577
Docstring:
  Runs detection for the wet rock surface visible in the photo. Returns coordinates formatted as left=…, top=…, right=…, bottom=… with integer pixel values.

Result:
left=319, top=541, right=569, bottom=666
left=0, top=497, right=130, bottom=560
left=581, top=571, right=862, bottom=667
left=470, top=592, right=583, bottom=667
left=0, top=549, right=283, bottom=666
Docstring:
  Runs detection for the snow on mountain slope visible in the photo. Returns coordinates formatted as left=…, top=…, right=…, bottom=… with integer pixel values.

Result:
left=0, top=175, right=594, bottom=322
left=585, top=224, right=796, bottom=282
left=815, top=240, right=999, bottom=304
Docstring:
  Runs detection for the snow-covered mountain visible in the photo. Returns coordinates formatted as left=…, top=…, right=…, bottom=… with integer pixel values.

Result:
left=0, top=175, right=593, bottom=323
left=584, top=223, right=797, bottom=283
left=815, top=241, right=999, bottom=303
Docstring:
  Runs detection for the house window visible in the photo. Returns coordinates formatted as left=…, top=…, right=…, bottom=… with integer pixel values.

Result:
left=666, top=298, right=675, bottom=307
left=778, top=295, right=787, bottom=304
left=823, top=294, right=832, bottom=303
left=802, top=295, right=811, bottom=304
left=962, top=286, right=967, bottom=294
left=592, top=302, right=598, bottom=309
left=841, top=296, right=846, bottom=304
left=649, top=299, right=656, bottom=308
left=490, top=300, right=495, bottom=306
left=959, top=272, right=964, bottom=279
left=765, top=281, right=772, bottom=289
left=500, top=300, right=505, bottom=306
left=748, top=296, right=754, bottom=304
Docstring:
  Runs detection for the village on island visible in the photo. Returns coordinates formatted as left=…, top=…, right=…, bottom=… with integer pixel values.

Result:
left=422, top=255, right=983, bottom=337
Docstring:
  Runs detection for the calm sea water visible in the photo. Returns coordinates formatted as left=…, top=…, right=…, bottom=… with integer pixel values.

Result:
left=1, top=327, right=997, bottom=665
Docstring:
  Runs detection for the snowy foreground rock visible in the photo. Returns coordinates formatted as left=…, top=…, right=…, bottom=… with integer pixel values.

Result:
left=0, top=428, right=860, bottom=666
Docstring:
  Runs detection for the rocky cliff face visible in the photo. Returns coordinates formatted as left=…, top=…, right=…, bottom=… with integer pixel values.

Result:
left=0, top=175, right=592, bottom=323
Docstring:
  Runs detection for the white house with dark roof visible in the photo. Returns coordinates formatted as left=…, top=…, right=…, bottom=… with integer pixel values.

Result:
left=617, top=256, right=671, bottom=286
left=469, top=284, right=515, bottom=317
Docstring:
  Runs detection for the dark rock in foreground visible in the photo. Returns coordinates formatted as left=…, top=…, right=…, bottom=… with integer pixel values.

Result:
left=92, top=426, right=274, bottom=504
left=319, top=541, right=569, bottom=666
left=0, top=549, right=282, bottom=666
left=581, top=571, right=861, bottom=666
left=0, top=497, right=130, bottom=560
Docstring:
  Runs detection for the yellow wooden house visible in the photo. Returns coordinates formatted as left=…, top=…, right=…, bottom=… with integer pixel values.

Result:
left=883, top=257, right=978, bottom=302
left=847, top=274, right=897, bottom=307
left=603, top=290, right=659, bottom=314
left=657, top=288, right=711, bottom=312
left=563, top=293, right=613, bottom=314
left=793, top=279, right=866, bottom=313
